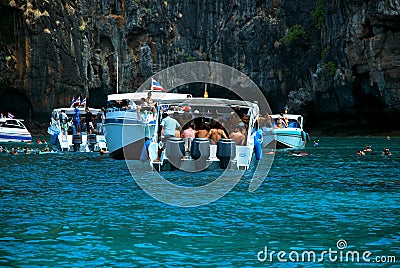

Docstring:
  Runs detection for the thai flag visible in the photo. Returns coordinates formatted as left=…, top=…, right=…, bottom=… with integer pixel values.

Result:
left=76, top=96, right=81, bottom=105
left=81, top=97, right=87, bottom=107
left=151, top=78, right=165, bottom=91
left=8, top=112, right=15, bottom=119
left=70, top=97, right=76, bottom=108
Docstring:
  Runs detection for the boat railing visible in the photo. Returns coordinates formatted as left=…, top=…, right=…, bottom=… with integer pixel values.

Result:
left=105, top=108, right=157, bottom=125
left=106, top=107, right=135, bottom=113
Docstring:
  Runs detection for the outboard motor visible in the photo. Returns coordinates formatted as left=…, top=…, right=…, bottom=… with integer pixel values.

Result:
left=165, top=137, right=185, bottom=169
left=216, top=138, right=236, bottom=169
left=87, top=134, right=97, bottom=151
left=191, top=138, right=210, bottom=170
left=72, top=134, right=82, bottom=152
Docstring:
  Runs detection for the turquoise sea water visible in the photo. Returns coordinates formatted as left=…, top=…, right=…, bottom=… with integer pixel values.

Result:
left=0, top=137, right=399, bottom=266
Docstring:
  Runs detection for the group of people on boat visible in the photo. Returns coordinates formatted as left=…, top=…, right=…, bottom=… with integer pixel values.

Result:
left=356, top=144, right=392, bottom=156
left=153, top=106, right=256, bottom=162
left=108, top=91, right=157, bottom=121
left=55, top=105, right=105, bottom=141
left=259, top=113, right=301, bottom=130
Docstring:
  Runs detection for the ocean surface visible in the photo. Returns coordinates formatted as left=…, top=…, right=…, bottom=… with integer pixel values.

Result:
left=1, top=137, right=399, bottom=267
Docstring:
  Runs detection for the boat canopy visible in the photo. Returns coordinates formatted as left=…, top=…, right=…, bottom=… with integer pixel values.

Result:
left=107, top=91, right=191, bottom=102
left=270, top=114, right=303, bottom=120
left=51, top=107, right=102, bottom=116
left=158, top=98, right=257, bottom=109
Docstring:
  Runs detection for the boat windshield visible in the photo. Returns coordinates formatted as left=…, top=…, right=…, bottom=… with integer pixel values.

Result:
left=1, top=120, right=25, bottom=129
left=107, top=99, right=131, bottom=109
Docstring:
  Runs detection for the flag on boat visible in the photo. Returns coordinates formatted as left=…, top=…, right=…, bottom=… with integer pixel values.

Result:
left=76, top=96, right=81, bottom=105
left=81, top=97, right=87, bottom=107
left=151, top=78, right=166, bottom=91
left=70, top=97, right=76, bottom=108
left=8, top=112, right=15, bottom=119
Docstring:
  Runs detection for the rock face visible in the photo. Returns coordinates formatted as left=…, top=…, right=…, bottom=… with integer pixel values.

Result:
left=0, top=0, right=399, bottom=129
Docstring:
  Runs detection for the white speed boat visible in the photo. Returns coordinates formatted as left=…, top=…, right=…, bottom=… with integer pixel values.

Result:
left=261, top=114, right=310, bottom=149
left=47, top=107, right=107, bottom=152
left=147, top=97, right=262, bottom=171
left=0, top=118, right=32, bottom=142
left=103, top=91, right=190, bottom=160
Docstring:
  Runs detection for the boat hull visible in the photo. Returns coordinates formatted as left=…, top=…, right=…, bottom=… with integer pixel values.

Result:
left=263, top=128, right=307, bottom=149
left=103, top=118, right=156, bottom=160
left=0, top=133, right=32, bottom=142
left=53, top=133, right=107, bottom=152
left=0, top=125, right=32, bottom=142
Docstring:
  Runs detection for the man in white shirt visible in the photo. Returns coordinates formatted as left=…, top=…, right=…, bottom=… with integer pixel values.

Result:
left=155, top=113, right=181, bottom=162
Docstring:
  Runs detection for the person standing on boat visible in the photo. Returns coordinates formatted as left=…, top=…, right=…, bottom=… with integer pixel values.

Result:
left=60, top=110, right=68, bottom=141
left=96, top=108, right=105, bottom=135
left=181, top=121, right=196, bottom=155
left=84, top=107, right=93, bottom=134
left=155, top=112, right=181, bottom=162
left=73, top=104, right=81, bottom=134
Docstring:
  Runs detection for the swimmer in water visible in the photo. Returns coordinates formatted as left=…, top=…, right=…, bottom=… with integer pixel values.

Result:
left=382, top=148, right=391, bottom=156
left=364, top=144, right=372, bottom=152
left=356, top=150, right=365, bottom=156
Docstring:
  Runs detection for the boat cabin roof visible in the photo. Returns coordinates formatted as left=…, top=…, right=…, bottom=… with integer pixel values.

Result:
left=107, top=91, right=192, bottom=102
left=0, top=118, right=27, bottom=129
left=51, top=107, right=102, bottom=116
left=158, top=97, right=258, bottom=110
left=270, top=114, right=303, bottom=120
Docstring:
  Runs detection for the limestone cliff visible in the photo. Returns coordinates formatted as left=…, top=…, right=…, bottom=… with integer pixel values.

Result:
left=0, top=0, right=399, bottom=131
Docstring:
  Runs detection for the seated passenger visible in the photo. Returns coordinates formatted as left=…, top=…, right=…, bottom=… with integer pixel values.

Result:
left=275, top=116, right=284, bottom=128
left=226, top=112, right=242, bottom=133
left=137, top=93, right=156, bottom=119
left=195, top=123, right=210, bottom=139
left=260, top=113, right=273, bottom=129
left=209, top=124, right=228, bottom=144
left=229, top=125, right=246, bottom=145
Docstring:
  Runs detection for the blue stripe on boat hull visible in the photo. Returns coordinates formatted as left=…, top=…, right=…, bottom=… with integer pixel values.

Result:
left=0, top=134, right=32, bottom=142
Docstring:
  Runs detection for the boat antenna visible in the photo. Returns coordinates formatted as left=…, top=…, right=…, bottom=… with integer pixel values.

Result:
left=116, top=54, right=119, bottom=94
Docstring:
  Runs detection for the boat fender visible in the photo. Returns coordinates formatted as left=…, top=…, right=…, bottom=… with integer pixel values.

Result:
left=301, top=131, right=305, bottom=141
left=254, top=139, right=262, bottom=160
left=51, top=133, right=58, bottom=145
left=139, top=138, right=151, bottom=161
left=254, top=129, right=263, bottom=160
